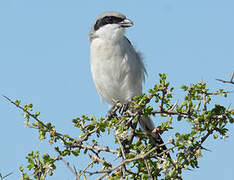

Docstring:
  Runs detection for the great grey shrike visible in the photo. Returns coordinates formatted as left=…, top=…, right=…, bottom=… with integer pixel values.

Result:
left=89, top=11, right=167, bottom=152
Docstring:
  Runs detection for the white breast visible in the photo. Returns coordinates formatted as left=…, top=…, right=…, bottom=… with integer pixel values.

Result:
left=90, top=36, right=145, bottom=105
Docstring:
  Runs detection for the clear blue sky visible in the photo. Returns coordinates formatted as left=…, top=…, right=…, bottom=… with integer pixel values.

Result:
left=0, top=0, right=233, bottom=179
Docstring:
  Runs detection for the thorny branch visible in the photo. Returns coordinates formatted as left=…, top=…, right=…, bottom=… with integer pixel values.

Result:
left=3, top=73, right=233, bottom=180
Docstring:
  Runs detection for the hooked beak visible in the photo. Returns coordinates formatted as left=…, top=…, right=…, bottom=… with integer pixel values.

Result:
left=120, top=18, right=134, bottom=28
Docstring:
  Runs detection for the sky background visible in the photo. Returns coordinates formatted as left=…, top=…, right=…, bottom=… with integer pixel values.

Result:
left=0, top=0, right=234, bottom=179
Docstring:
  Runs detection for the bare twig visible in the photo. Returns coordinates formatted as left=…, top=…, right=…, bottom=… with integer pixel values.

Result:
left=0, top=172, right=13, bottom=179
left=216, top=72, right=234, bottom=84
left=206, top=90, right=232, bottom=95
left=169, top=100, right=178, bottom=111
left=53, top=146, right=79, bottom=179
left=78, top=162, right=93, bottom=179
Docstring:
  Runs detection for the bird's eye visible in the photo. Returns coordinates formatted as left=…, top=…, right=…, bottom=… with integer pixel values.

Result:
left=107, top=16, right=113, bottom=21
left=105, top=16, right=113, bottom=23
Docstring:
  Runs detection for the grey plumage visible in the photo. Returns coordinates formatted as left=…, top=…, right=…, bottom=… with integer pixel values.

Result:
left=89, top=11, right=146, bottom=107
left=89, top=11, right=167, bottom=153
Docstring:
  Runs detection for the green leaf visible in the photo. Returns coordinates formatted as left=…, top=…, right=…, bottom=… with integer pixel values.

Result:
left=213, top=134, right=218, bottom=139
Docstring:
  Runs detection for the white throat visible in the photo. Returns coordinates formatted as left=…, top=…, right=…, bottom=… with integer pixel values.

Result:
left=94, top=24, right=126, bottom=42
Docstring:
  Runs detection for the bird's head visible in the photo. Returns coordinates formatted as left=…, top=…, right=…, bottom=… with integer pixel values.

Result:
left=89, top=11, right=133, bottom=42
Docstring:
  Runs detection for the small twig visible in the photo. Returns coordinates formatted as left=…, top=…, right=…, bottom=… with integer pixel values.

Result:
left=115, top=134, right=126, bottom=160
left=216, top=72, right=234, bottom=85
left=181, top=130, right=213, bottom=169
left=2, top=95, right=78, bottom=144
left=96, top=146, right=159, bottom=180
left=79, top=162, right=93, bottom=178
left=115, top=134, right=127, bottom=178
left=90, top=154, right=112, bottom=167
left=71, top=144, right=118, bottom=154
left=206, top=90, right=232, bottom=95
left=152, top=109, right=189, bottom=118
left=0, top=172, right=13, bottom=179
left=144, top=159, right=153, bottom=180
left=160, top=87, right=167, bottom=111
left=169, top=100, right=178, bottom=111
left=201, top=131, right=212, bottom=144
left=53, top=146, right=79, bottom=179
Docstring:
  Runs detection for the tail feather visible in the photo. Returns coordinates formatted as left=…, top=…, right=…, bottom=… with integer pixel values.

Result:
left=139, top=116, right=170, bottom=158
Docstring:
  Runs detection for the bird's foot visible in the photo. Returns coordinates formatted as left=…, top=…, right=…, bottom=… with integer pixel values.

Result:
left=118, top=102, right=130, bottom=115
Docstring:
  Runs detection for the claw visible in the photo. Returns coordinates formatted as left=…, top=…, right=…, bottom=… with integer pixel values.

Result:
left=119, top=103, right=129, bottom=115
left=108, top=101, right=121, bottom=117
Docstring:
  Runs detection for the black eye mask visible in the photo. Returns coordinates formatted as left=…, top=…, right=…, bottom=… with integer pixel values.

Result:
left=94, top=16, right=124, bottom=31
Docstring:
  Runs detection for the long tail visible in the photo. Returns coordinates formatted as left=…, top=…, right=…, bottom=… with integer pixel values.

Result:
left=139, top=116, right=170, bottom=157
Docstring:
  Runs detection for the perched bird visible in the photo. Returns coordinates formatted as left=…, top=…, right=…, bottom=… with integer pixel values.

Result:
left=89, top=11, right=167, bottom=154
